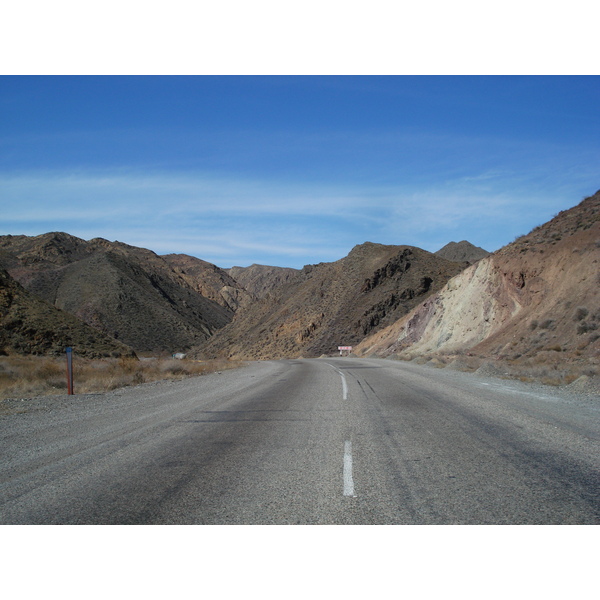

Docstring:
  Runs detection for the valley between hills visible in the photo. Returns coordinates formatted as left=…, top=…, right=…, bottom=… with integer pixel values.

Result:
left=1, top=189, right=599, bottom=392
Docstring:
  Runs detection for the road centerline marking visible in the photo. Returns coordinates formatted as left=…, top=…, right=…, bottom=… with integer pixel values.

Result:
left=343, top=440, right=356, bottom=497
left=325, top=363, right=348, bottom=400
left=340, top=372, right=348, bottom=400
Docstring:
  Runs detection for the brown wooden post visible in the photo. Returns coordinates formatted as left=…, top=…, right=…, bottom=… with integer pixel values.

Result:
left=66, top=347, right=74, bottom=395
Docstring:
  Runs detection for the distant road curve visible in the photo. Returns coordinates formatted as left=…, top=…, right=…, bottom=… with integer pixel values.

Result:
left=1, top=358, right=598, bottom=524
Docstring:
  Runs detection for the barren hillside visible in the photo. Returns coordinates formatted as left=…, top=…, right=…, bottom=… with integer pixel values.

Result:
left=0, top=267, right=134, bottom=358
left=162, top=254, right=252, bottom=311
left=356, top=190, right=600, bottom=384
left=195, top=242, right=467, bottom=360
left=227, top=264, right=301, bottom=298
left=435, top=240, right=490, bottom=263
left=0, top=233, right=232, bottom=354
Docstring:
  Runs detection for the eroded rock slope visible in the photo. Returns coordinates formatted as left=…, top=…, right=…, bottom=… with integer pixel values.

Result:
left=357, top=190, right=600, bottom=372
left=195, top=242, right=467, bottom=360
left=0, top=233, right=232, bottom=354
left=0, top=267, right=134, bottom=358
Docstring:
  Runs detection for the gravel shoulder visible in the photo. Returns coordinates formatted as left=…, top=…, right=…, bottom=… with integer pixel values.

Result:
left=2, top=355, right=598, bottom=419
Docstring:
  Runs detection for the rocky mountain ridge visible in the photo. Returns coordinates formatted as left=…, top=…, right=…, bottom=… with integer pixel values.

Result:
left=195, top=242, right=467, bottom=360
left=435, top=240, right=490, bottom=264
left=226, top=264, right=301, bottom=299
left=3, top=187, right=596, bottom=390
left=0, top=267, right=133, bottom=358
left=0, top=233, right=232, bottom=354
left=356, top=190, right=600, bottom=384
left=162, top=253, right=253, bottom=311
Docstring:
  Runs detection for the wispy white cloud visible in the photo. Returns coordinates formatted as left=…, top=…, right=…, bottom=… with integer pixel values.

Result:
left=0, top=166, right=596, bottom=268
left=0, top=170, right=385, bottom=218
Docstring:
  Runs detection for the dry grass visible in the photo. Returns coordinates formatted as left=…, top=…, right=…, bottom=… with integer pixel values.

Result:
left=0, top=355, right=244, bottom=400
left=392, top=350, right=598, bottom=388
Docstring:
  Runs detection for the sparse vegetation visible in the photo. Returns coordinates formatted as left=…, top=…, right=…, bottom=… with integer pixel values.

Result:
left=577, top=321, right=598, bottom=335
left=0, top=355, right=244, bottom=400
left=393, top=349, right=600, bottom=389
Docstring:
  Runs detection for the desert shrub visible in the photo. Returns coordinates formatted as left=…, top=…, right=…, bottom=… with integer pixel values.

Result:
left=89, top=360, right=113, bottom=372
left=159, top=359, right=187, bottom=375
left=118, top=357, right=139, bottom=373
left=132, top=372, right=145, bottom=385
left=0, top=355, right=243, bottom=399
left=577, top=322, right=598, bottom=335
left=34, top=359, right=63, bottom=379
left=540, top=319, right=555, bottom=330
left=165, top=364, right=187, bottom=376
left=0, top=361, right=18, bottom=378
left=529, top=320, right=538, bottom=330
left=574, top=307, right=589, bottom=321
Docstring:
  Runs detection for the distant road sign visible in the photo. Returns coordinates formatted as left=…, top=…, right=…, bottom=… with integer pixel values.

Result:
left=338, top=346, right=353, bottom=351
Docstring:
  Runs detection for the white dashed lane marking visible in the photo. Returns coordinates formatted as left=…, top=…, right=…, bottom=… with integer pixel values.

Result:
left=343, top=441, right=356, bottom=497
left=326, top=364, right=355, bottom=496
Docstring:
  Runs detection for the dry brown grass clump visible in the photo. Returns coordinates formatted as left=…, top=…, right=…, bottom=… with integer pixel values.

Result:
left=394, top=350, right=599, bottom=388
left=0, top=355, right=243, bottom=400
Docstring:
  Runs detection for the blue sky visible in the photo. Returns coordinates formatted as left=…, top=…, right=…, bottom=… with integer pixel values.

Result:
left=1, top=76, right=599, bottom=269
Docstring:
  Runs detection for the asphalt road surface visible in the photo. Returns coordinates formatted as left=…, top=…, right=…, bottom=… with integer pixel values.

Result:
left=1, top=358, right=599, bottom=524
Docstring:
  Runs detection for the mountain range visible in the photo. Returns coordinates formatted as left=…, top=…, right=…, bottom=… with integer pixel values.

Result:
left=196, top=243, right=467, bottom=360
left=1, top=189, right=598, bottom=386
left=0, top=234, right=231, bottom=354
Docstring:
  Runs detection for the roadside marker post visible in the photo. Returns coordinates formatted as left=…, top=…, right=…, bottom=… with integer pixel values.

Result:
left=66, top=347, right=74, bottom=395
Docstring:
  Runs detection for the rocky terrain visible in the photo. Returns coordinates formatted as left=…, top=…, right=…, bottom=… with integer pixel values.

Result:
left=227, top=264, right=300, bottom=299
left=435, top=240, right=490, bottom=263
left=356, top=190, right=600, bottom=386
left=0, top=233, right=232, bottom=354
left=2, top=189, right=597, bottom=392
left=0, top=267, right=133, bottom=358
left=162, top=253, right=252, bottom=311
left=195, top=242, right=467, bottom=360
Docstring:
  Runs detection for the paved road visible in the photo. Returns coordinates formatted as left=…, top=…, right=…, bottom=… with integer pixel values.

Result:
left=1, top=358, right=599, bottom=524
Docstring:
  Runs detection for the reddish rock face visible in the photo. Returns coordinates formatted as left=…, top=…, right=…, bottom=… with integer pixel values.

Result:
left=356, top=190, right=600, bottom=375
